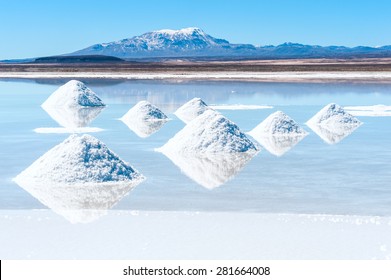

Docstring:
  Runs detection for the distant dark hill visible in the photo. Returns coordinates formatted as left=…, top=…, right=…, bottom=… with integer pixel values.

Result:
left=34, top=55, right=125, bottom=63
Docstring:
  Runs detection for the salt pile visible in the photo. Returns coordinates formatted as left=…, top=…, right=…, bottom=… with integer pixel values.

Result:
left=249, top=111, right=307, bottom=135
left=248, top=111, right=307, bottom=156
left=14, top=134, right=143, bottom=184
left=174, top=97, right=214, bottom=123
left=158, top=110, right=258, bottom=154
left=13, top=134, right=144, bottom=223
left=157, top=110, right=258, bottom=188
left=42, top=80, right=105, bottom=108
left=307, top=103, right=362, bottom=127
left=120, top=101, right=168, bottom=138
left=306, top=103, right=362, bottom=144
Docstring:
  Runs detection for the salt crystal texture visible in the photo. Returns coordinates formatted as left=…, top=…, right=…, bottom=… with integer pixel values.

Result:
left=14, top=134, right=143, bottom=184
left=120, top=101, right=168, bottom=138
left=174, top=97, right=214, bottom=123
left=306, top=103, right=362, bottom=144
left=42, top=80, right=106, bottom=108
left=249, top=111, right=308, bottom=135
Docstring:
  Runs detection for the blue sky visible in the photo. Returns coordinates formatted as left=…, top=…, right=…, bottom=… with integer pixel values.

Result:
left=1, top=0, right=391, bottom=59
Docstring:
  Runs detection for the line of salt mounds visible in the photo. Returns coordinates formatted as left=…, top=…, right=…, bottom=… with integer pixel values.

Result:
left=306, top=103, right=362, bottom=144
left=13, top=134, right=144, bottom=223
left=156, top=110, right=258, bottom=189
left=248, top=111, right=308, bottom=156
left=174, top=97, right=214, bottom=123
left=39, top=80, right=106, bottom=132
left=120, top=100, right=168, bottom=138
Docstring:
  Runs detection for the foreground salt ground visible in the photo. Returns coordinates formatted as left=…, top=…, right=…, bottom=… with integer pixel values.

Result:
left=1, top=210, right=390, bottom=260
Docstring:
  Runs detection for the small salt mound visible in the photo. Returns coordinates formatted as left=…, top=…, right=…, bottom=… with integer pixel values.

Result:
left=14, top=134, right=143, bottom=184
left=120, top=101, right=168, bottom=138
left=42, top=80, right=106, bottom=108
left=306, top=103, right=362, bottom=127
left=157, top=110, right=258, bottom=154
left=306, top=103, right=362, bottom=144
left=248, top=111, right=308, bottom=136
left=174, top=97, right=214, bottom=123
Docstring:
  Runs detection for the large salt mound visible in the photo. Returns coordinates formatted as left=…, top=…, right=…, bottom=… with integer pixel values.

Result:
left=174, top=97, right=214, bottom=123
left=14, top=134, right=143, bottom=184
left=42, top=80, right=106, bottom=108
left=157, top=110, right=258, bottom=154
left=120, top=101, right=168, bottom=138
left=248, top=111, right=308, bottom=136
left=306, top=103, right=362, bottom=127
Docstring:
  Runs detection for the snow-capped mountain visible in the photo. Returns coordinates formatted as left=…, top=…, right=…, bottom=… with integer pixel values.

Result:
left=71, top=27, right=256, bottom=58
left=64, top=27, right=391, bottom=59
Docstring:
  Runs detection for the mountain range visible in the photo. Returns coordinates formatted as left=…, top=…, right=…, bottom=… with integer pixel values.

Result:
left=68, top=27, right=391, bottom=60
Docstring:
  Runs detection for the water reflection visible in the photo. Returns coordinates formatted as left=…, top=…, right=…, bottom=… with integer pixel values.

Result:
left=42, top=105, right=104, bottom=128
left=13, top=134, right=144, bottom=223
left=120, top=101, right=169, bottom=138
left=121, top=118, right=168, bottom=138
left=14, top=180, right=141, bottom=223
left=307, top=122, right=361, bottom=144
left=250, top=134, right=307, bottom=156
left=160, top=151, right=256, bottom=189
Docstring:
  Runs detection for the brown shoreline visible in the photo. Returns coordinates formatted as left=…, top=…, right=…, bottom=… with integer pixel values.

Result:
left=2, top=58, right=391, bottom=73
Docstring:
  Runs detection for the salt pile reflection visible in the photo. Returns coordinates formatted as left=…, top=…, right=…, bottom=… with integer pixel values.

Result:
left=250, top=134, right=306, bottom=156
left=14, top=181, right=141, bottom=223
left=307, top=122, right=361, bottom=144
left=160, top=150, right=256, bottom=189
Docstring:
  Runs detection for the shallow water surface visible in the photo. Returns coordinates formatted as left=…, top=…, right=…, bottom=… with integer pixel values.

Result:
left=1, top=79, right=391, bottom=218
